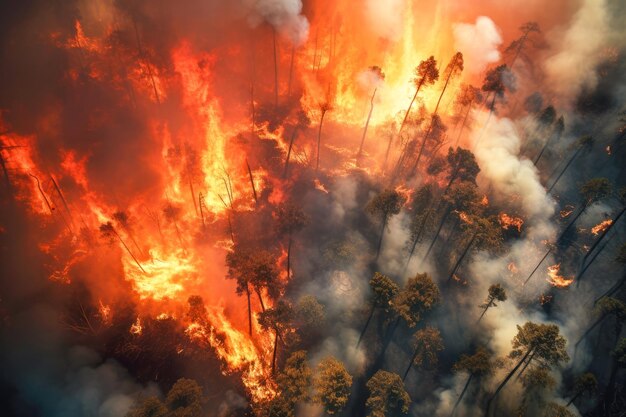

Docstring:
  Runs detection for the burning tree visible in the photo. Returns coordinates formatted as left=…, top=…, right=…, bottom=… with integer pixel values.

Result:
left=275, top=202, right=309, bottom=279
left=365, top=370, right=411, bottom=417
left=478, top=283, right=507, bottom=322
left=357, top=66, right=385, bottom=163
left=503, top=22, right=541, bottom=69
left=227, top=246, right=282, bottom=335
left=313, top=356, right=353, bottom=414
left=268, top=350, right=312, bottom=416
left=404, top=185, right=435, bottom=270
left=258, top=300, right=295, bottom=373
left=481, top=64, right=515, bottom=113
left=402, top=326, right=444, bottom=380
left=127, top=378, right=204, bottom=417
left=366, top=188, right=407, bottom=260
left=398, top=56, right=439, bottom=135
left=453, top=84, right=483, bottom=145
left=485, top=322, right=569, bottom=417
left=357, top=272, right=400, bottom=347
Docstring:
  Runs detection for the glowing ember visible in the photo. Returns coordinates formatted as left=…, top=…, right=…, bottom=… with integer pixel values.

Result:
left=591, top=219, right=612, bottom=235
left=546, top=264, right=574, bottom=288
left=130, top=317, right=143, bottom=335
left=560, top=205, right=575, bottom=218
left=98, top=300, right=112, bottom=326
left=458, top=211, right=473, bottom=224
left=507, top=262, right=519, bottom=274
left=540, top=294, right=553, bottom=305
left=314, top=179, right=329, bottom=193
left=499, top=213, right=524, bottom=232
left=480, top=195, right=489, bottom=206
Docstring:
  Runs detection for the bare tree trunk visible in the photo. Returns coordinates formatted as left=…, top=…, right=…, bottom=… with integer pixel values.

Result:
left=271, top=330, right=279, bottom=374
left=403, top=345, right=420, bottom=381
left=557, top=204, right=587, bottom=244
left=566, top=392, right=581, bottom=407
left=246, top=159, right=258, bottom=204
left=316, top=109, right=328, bottom=172
left=576, top=230, right=615, bottom=287
left=283, top=127, right=298, bottom=178
left=455, top=103, right=472, bottom=146
left=357, top=88, right=377, bottom=164
left=256, top=289, right=266, bottom=312
left=547, top=146, right=583, bottom=193
left=523, top=248, right=552, bottom=286
left=477, top=299, right=494, bottom=323
left=485, top=349, right=533, bottom=417
left=446, top=233, right=477, bottom=283
left=404, top=211, right=432, bottom=274
left=246, top=285, right=252, bottom=336
left=422, top=206, right=452, bottom=263
left=398, top=79, right=425, bottom=135
left=356, top=305, right=376, bottom=348
left=575, top=315, right=606, bottom=349
left=375, top=214, right=388, bottom=261
left=451, top=374, right=474, bottom=416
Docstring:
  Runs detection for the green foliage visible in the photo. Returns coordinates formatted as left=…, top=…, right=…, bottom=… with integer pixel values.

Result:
left=165, top=378, right=204, bottom=417
left=226, top=246, right=281, bottom=298
left=410, top=326, right=444, bottom=369
left=258, top=300, right=295, bottom=334
left=510, top=322, right=569, bottom=367
left=369, top=273, right=400, bottom=313
left=521, top=367, right=556, bottom=391
left=365, top=371, right=411, bottom=417
left=446, top=147, right=480, bottom=185
left=314, top=357, right=353, bottom=414
left=443, top=181, right=480, bottom=212
left=453, top=346, right=494, bottom=377
left=393, top=273, right=441, bottom=328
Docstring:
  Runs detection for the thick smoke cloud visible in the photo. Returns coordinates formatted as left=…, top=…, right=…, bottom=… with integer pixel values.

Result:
left=453, top=16, right=502, bottom=75
left=364, top=0, right=407, bottom=42
left=244, top=0, right=310, bottom=45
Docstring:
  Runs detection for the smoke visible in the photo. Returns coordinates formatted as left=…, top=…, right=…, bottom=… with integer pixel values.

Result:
left=364, top=0, right=407, bottom=42
left=543, top=0, right=611, bottom=104
left=244, top=0, right=309, bottom=45
left=453, top=16, right=502, bottom=75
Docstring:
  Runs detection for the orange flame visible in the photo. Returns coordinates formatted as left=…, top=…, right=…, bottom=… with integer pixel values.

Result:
left=591, top=219, right=612, bottom=235
left=546, top=264, right=574, bottom=288
left=560, top=205, right=575, bottom=218
left=499, top=213, right=524, bottom=232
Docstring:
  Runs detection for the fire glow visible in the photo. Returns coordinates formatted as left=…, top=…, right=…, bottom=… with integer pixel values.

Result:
left=546, top=264, right=574, bottom=288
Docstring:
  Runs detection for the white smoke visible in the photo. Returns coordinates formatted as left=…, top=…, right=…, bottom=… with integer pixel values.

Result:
left=244, top=0, right=310, bottom=45
left=543, top=0, right=610, bottom=103
left=364, top=0, right=407, bottom=42
left=453, top=16, right=502, bottom=75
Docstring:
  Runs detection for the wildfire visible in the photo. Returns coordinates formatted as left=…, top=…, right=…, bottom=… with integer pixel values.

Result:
left=458, top=211, right=473, bottom=224
left=98, top=300, right=112, bottom=326
left=130, top=317, right=143, bottom=335
left=546, top=264, right=574, bottom=288
left=560, top=205, right=575, bottom=218
left=499, top=213, right=524, bottom=232
left=480, top=195, right=489, bottom=206
left=507, top=262, right=519, bottom=274
left=591, top=219, right=612, bottom=235
left=313, top=178, right=329, bottom=193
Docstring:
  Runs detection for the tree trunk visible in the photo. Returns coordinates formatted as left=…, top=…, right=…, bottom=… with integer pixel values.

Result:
left=246, top=285, right=252, bottom=336
left=422, top=206, right=452, bottom=263
left=0, top=152, right=12, bottom=192
left=398, top=79, right=424, bottom=136
left=272, top=27, right=279, bottom=110
left=283, top=127, right=298, bottom=178
left=271, top=329, right=279, bottom=374
left=404, top=211, right=432, bottom=274
left=286, top=236, right=292, bottom=280
left=357, top=305, right=376, bottom=348
left=246, top=159, right=258, bottom=204
left=485, top=349, right=533, bottom=417
left=557, top=204, right=587, bottom=244
left=477, top=299, right=494, bottom=323
left=316, top=109, right=327, bottom=172
left=447, top=233, right=477, bottom=283
left=566, top=392, right=580, bottom=407
left=379, top=317, right=401, bottom=360
left=576, top=230, right=615, bottom=287
left=256, top=289, right=266, bottom=312
left=547, top=147, right=582, bottom=193
left=523, top=248, right=552, bottom=286
left=594, top=271, right=626, bottom=305
left=357, top=88, right=377, bottom=164
left=516, top=351, right=536, bottom=380
left=403, top=345, right=421, bottom=381
left=455, top=103, right=472, bottom=147
left=451, top=374, right=474, bottom=416
left=583, top=207, right=625, bottom=264
left=375, top=214, right=388, bottom=261
left=574, top=315, right=606, bottom=349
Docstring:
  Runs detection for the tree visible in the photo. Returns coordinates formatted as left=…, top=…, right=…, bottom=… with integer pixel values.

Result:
left=422, top=181, right=480, bottom=262
left=226, top=246, right=281, bottom=335
left=481, top=65, right=514, bottom=113
left=557, top=177, right=612, bottom=244
left=393, top=273, right=441, bottom=328
left=518, top=368, right=556, bottom=417
left=166, top=378, right=204, bottom=417
left=478, top=284, right=507, bottom=322
left=566, top=373, right=597, bottom=406
left=485, top=322, right=569, bottom=417
left=283, top=110, right=311, bottom=177
left=273, top=350, right=312, bottom=415
left=411, top=113, right=448, bottom=175
left=259, top=300, right=295, bottom=373
left=433, top=52, right=463, bottom=115
left=314, top=356, right=353, bottom=414
left=547, top=135, right=594, bottom=193
left=503, top=22, right=541, bottom=70
left=575, top=297, right=626, bottom=349
left=404, top=185, right=435, bottom=271
left=402, top=326, right=444, bottom=380
left=126, top=397, right=168, bottom=417
left=453, top=84, right=483, bottom=146
left=594, top=242, right=626, bottom=300
left=534, top=115, right=564, bottom=166
left=443, top=147, right=480, bottom=193
left=357, top=66, right=385, bottom=163
left=365, top=371, right=411, bottom=417
left=275, top=202, right=309, bottom=279
left=295, top=295, right=326, bottom=338
left=366, top=189, right=407, bottom=260
left=316, top=98, right=332, bottom=172
left=451, top=347, right=494, bottom=413
left=100, top=221, right=145, bottom=273
left=357, top=273, right=400, bottom=347
left=398, top=56, right=439, bottom=135
left=604, top=338, right=626, bottom=415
